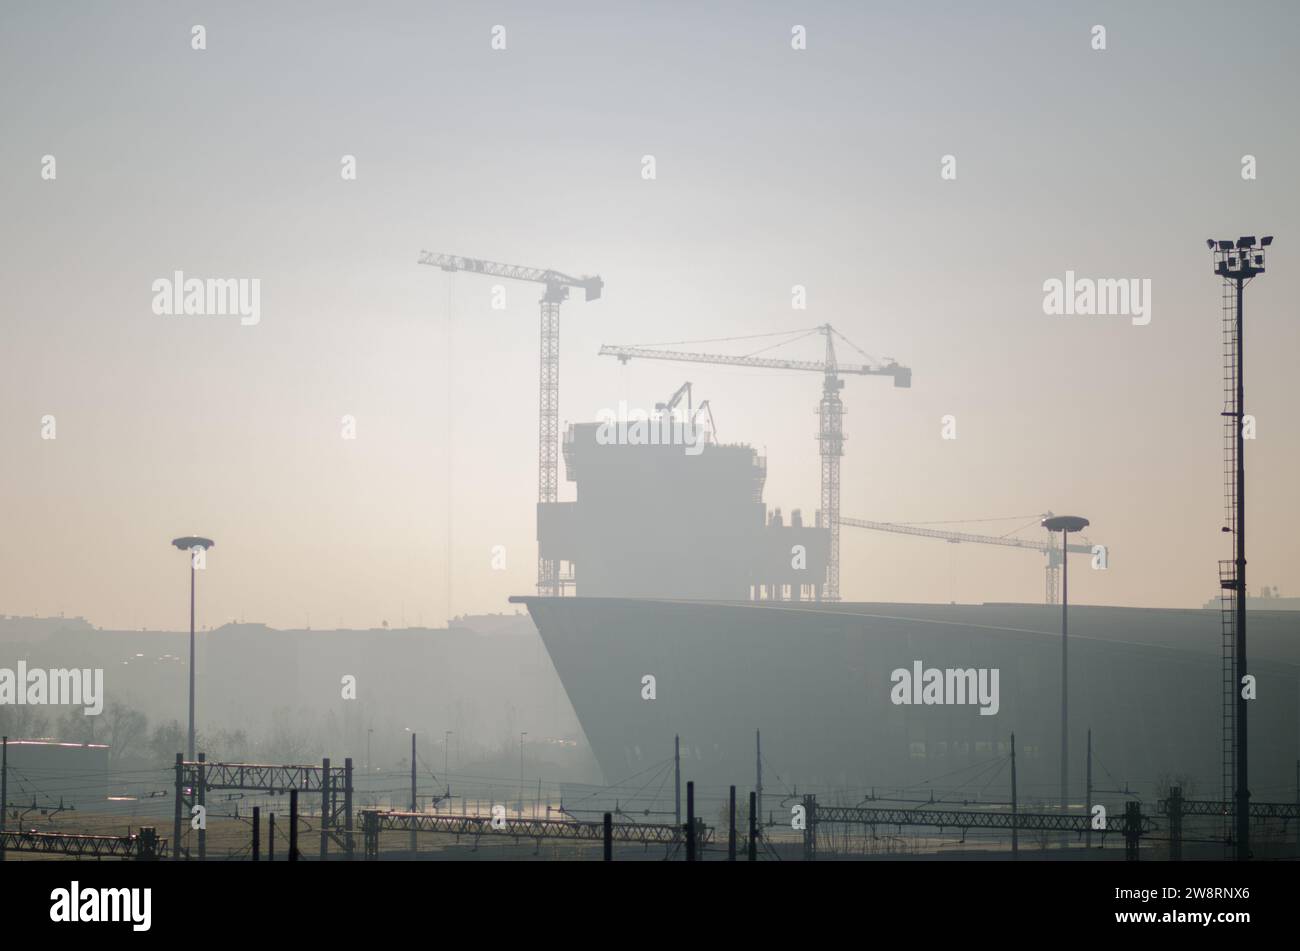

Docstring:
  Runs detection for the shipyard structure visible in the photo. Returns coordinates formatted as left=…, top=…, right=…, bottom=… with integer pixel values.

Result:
left=519, top=402, right=1299, bottom=818
left=540, top=419, right=828, bottom=601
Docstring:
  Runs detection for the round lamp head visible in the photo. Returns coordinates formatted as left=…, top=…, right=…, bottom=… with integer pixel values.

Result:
left=172, top=536, right=215, bottom=551
left=1042, top=515, right=1089, bottom=533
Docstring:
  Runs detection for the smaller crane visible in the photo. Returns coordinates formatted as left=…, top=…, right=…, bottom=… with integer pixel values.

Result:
left=840, top=513, right=1101, bottom=604
left=653, top=382, right=718, bottom=445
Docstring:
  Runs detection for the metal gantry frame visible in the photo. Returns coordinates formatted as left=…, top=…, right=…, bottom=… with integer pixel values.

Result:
left=800, top=794, right=1155, bottom=861
left=1159, top=786, right=1299, bottom=860
left=360, top=809, right=710, bottom=859
left=173, top=754, right=353, bottom=861
left=0, top=827, right=164, bottom=859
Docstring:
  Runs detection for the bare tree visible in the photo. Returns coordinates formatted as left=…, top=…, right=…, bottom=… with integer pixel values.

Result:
left=0, top=704, right=50, bottom=739
left=104, top=702, right=148, bottom=766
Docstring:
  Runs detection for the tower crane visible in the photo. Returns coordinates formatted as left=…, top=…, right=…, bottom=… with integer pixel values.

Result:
left=418, top=252, right=603, bottom=597
left=838, top=514, right=1101, bottom=604
left=600, top=324, right=910, bottom=601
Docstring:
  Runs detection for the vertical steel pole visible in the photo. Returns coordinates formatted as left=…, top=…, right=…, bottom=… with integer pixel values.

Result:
left=685, top=781, right=696, bottom=862
left=674, top=735, right=681, bottom=828
left=1010, top=732, right=1018, bottom=859
left=728, top=785, right=737, bottom=861
left=748, top=791, right=757, bottom=861
left=289, top=789, right=299, bottom=861
left=410, top=733, right=417, bottom=857
left=196, top=751, right=206, bottom=861
left=268, top=813, right=275, bottom=862
left=1235, top=276, right=1249, bottom=861
left=1086, top=728, right=1093, bottom=849
left=344, top=757, right=354, bottom=859
left=252, top=805, right=260, bottom=861
left=603, top=812, right=612, bottom=861
left=320, top=756, right=330, bottom=861
left=187, top=561, right=196, bottom=761
left=1060, top=528, right=1069, bottom=836
left=0, top=735, right=7, bottom=863
left=173, top=752, right=183, bottom=859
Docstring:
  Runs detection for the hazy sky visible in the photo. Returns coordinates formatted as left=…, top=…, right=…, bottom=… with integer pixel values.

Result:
left=2, top=1, right=1298, bottom=630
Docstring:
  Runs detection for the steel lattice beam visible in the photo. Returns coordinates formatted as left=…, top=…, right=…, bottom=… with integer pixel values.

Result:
left=811, top=804, right=1155, bottom=834
left=185, top=761, right=328, bottom=793
left=1159, top=798, right=1300, bottom=820
left=361, top=810, right=708, bottom=846
left=1, top=829, right=166, bottom=858
left=598, top=344, right=902, bottom=378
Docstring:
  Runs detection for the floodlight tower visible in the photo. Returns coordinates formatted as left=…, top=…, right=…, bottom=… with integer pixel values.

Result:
left=1207, top=234, right=1272, bottom=861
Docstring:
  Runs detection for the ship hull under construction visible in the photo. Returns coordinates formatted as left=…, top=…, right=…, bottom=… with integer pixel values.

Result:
left=514, top=596, right=1299, bottom=811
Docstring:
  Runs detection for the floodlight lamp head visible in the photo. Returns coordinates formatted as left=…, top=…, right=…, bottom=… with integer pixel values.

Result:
left=1206, top=239, right=1217, bottom=250
left=172, top=536, right=214, bottom=551
left=1042, top=515, right=1089, bottom=533
left=1237, top=236, right=1256, bottom=249
left=1218, top=240, right=1234, bottom=251
left=1261, top=235, right=1273, bottom=246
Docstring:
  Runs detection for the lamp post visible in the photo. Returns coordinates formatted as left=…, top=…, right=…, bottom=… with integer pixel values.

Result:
left=1042, top=515, right=1088, bottom=833
left=171, top=536, right=214, bottom=761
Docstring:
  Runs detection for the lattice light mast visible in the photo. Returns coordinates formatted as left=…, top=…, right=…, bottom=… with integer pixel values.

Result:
left=1208, top=234, right=1271, bottom=860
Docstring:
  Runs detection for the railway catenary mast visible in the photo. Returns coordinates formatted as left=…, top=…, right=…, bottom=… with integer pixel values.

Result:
left=600, top=324, right=909, bottom=601
left=419, top=252, right=603, bottom=597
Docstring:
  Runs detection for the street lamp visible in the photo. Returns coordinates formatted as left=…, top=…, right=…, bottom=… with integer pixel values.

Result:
left=1042, top=515, right=1088, bottom=833
left=171, top=536, right=214, bottom=761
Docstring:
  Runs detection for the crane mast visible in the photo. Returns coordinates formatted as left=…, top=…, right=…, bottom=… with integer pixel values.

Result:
left=819, top=329, right=845, bottom=602
left=600, top=323, right=909, bottom=601
left=419, top=251, right=602, bottom=596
